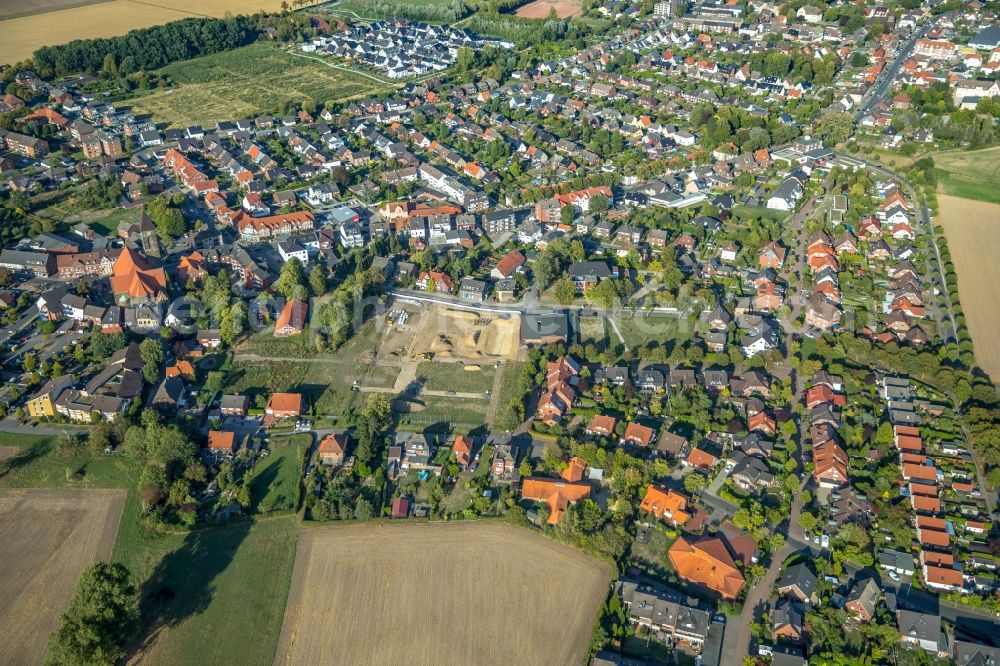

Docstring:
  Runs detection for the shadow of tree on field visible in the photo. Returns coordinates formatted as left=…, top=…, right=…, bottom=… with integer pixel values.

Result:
left=249, top=454, right=285, bottom=513
left=0, top=437, right=53, bottom=480
left=127, top=520, right=251, bottom=659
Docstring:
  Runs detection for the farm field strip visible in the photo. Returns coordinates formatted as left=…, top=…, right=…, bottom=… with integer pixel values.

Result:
left=0, top=0, right=111, bottom=20
left=937, top=194, right=1000, bottom=380
left=0, top=488, right=125, bottom=665
left=514, top=0, right=583, bottom=18
left=275, top=522, right=611, bottom=666
left=1, top=0, right=288, bottom=64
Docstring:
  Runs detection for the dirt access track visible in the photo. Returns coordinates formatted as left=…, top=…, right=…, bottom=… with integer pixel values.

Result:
left=275, top=522, right=612, bottom=666
left=0, top=488, right=125, bottom=664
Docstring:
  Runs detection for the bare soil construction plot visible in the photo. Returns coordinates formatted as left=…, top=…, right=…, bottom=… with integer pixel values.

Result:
left=0, top=488, right=125, bottom=664
left=514, top=0, right=582, bottom=18
left=275, top=522, right=611, bottom=666
left=938, top=194, right=1000, bottom=380
left=407, top=305, right=520, bottom=361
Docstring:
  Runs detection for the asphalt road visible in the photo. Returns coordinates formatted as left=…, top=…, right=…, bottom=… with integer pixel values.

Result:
left=854, top=24, right=930, bottom=121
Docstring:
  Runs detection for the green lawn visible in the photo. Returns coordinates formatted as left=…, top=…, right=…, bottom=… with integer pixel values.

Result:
left=229, top=321, right=395, bottom=416
left=616, top=314, right=694, bottom=350
left=395, top=395, right=488, bottom=429
left=415, top=361, right=495, bottom=393
left=0, top=432, right=298, bottom=665
left=86, top=208, right=140, bottom=235
left=438, top=483, right=474, bottom=515
left=936, top=169, right=1000, bottom=204
left=124, top=42, right=392, bottom=126
left=493, top=361, right=527, bottom=406
left=934, top=146, right=1000, bottom=204
left=30, top=194, right=140, bottom=236
left=629, top=522, right=677, bottom=576
left=237, top=333, right=327, bottom=359
left=224, top=360, right=364, bottom=416
left=134, top=517, right=297, bottom=665
left=249, top=435, right=308, bottom=514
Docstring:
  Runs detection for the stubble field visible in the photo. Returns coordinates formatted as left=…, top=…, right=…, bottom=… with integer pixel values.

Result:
left=514, top=0, right=582, bottom=18
left=0, top=488, right=125, bottom=664
left=0, top=0, right=109, bottom=20
left=0, top=0, right=289, bottom=64
left=275, top=522, right=612, bottom=666
left=937, top=194, right=1000, bottom=380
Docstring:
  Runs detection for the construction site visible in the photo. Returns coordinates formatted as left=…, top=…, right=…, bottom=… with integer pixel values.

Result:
left=379, top=302, right=521, bottom=364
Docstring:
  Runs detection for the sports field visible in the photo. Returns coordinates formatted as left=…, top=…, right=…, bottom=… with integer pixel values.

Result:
left=0, top=0, right=289, bottom=64
left=0, top=488, right=125, bottom=664
left=935, top=146, right=1000, bottom=204
left=275, top=522, right=611, bottom=666
left=125, top=43, right=391, bottom=126
left=937, top=194, right=1000, bottom=380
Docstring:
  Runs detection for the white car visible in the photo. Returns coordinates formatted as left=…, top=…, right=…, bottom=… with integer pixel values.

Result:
left=820, top=534, right=830, bottom=549
left=888, top=571, right=901, bottom=582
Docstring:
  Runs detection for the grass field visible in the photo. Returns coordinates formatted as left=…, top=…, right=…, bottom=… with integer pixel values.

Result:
left=0, top=432, right=299, bottom=666
left=129, top=517, right=297, bottom=665
left=1, top=0, right=290, bottom=65
left=228, top=320, right=388, bottom=414
left=124, top=42, right=391, bottom=126
left=935, top=146, right=1000, bottom=204
left=275, top=522, right=611, bottom=666
left=248, top=435, right=308, bottom=514
left=225, top=360, right=364, bottom=415
left=415, top=361, right=495, bottom=393
left=492, top=360, right=527, bottom=408
left=616, top=313, right=694, bottom=350
left=0, top=488, right=125, bottom=664
left=397, top=394, right=489, bottom=429
left=937, top=194, right=1000, bottom=380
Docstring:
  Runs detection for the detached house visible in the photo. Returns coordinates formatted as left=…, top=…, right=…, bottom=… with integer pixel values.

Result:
left=318, top=433, right=348, bottom=466
left=639, top=485, right=690, bottom=526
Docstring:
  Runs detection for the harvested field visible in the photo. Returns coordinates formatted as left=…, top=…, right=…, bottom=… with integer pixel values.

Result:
left=407, top=305, right=520, bottom=361
left=937, top=194, right=1000, bottom=380
left=0, top=488, right=125, bottom=664
left=1, top=0, right=287, bottom=65
left=275, top=522, right=611, bottom=666
left=514, top=0, right=582, bottom=18
left=0, top=0, right=109, bottom=20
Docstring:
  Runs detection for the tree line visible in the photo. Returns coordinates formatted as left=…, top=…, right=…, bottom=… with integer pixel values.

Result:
left=350, top=0, right=472, bottom=23
left=32, top=16, right=261, bottom=78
